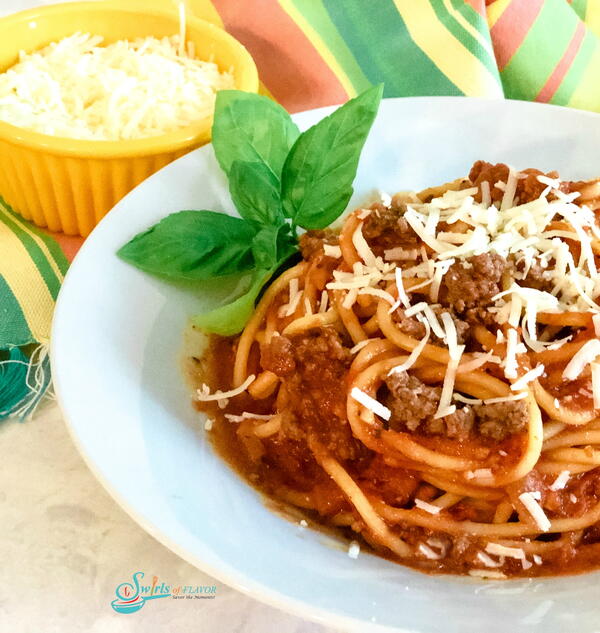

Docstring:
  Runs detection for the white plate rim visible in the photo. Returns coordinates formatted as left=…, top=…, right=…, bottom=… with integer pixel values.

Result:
left=50, top=96, right=600, bottom=633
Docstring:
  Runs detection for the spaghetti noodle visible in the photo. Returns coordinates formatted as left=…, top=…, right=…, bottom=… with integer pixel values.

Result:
left=194, top=160, right=600, bottom=577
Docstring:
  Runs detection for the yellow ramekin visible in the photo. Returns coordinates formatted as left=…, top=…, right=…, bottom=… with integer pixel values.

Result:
left=0, top=2, right=259, bottom=236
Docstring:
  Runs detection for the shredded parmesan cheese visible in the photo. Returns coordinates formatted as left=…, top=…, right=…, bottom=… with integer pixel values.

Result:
left=434, top=312, right=464, bottom=418
left=342, top=288, right=359, bottom=309
left=484, top=392, right=528, bottom=405
left=224, top=411, right=273, bottom=423
left=384, top=247, right=418, bottom=261
left=485, top=543, right=525, bottom=560
left=284, top=279, right=302, bottom=316
left=592, top=362, right=600, bottom=409
left=358, top=287, right=395, bottom=305
left=418, top=543, right=443, bottom=560
left=562, top=339, right=600, bottom=380
left=453, top=393, right=483, bottom=405
left=504, top=328, right=520, bottom=379
left=468, top=569, right=507, bottom=579
left=414, top=498, right=442, bottom=515
left=457, top=351, right=499, bottom=373
left=348, top=541, right=361, bottom=559
left=352, top=223, right=378, bottom=268
left=477, top=552, right=502, bottom=568
left=519, top=492, right=551, bottom=532
left=319, top=290, right=329, bottom=313
left=549, top=470, right=570, bottom=491
left=510, top=364, right=545, bottom=391
left=196, top=375, right=255, bottom=402
left=350, top=387, right=391, bottom=421
left=389, top=323, right=431, bottom=375
left=323, top=243, right=342, bottom=258
left=389, top=267, right=411, bottom=313
left=593, top=314, right=600, bottom=337
left=350, top=338, right=380, bottom=354
left=0, top=32, right=234, bottom=140
left=500, top=167, right=518, bottom=211
left=465, top=468, right=493, bottom=481
left=480, top=181, right=491, bottom=208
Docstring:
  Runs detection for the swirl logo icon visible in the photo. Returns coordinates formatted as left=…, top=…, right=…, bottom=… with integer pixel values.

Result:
left=111, top=571, right=171, bottom=614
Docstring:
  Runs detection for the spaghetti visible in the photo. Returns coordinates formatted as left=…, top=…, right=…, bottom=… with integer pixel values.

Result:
left=194, top=160, right=600, bottom=577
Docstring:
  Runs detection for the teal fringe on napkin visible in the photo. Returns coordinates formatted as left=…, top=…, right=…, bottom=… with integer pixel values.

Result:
left=0, top=345, right=52, bottom=421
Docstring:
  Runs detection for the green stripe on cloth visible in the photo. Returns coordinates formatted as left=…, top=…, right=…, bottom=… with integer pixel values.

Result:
left=0, top=276, right=32, bottom=348
left=500, top=0, right=581, bottom=101
left=570, top=0, right=588, bottom=20
left=550, top=30, right=597, bottom=105
left=285, top=0, right=372, bottom=94
left=0, top=201, right=66, bottom=300
left=322, top=0, right=461, bottom=96
left=433, top=0, right=500, bottom=78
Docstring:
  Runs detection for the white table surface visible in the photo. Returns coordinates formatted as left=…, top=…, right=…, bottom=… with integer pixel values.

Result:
left=0, top=1, right=332, bottom=631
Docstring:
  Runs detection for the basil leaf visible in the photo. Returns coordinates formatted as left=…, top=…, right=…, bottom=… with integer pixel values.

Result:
left=251, top=225, right=279, bottom=270
left=192, top=232, right=298, bottom=336
left=212, top=91, right=300, bottom=181
left=117, top=210, right=256, bottom=281
left=251, top=223, right=297, bottom=271
left=275, top=223, right=299, bottom=264
left=281, top=83, right=383, bottom=230
left=229, top=160, right=283, bottom=225
left=191, top=268, right=269, bottom=336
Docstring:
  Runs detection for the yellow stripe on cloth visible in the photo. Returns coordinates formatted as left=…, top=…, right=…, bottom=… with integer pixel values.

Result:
left=0, top=221, right=55, bottom=344
left=442, top=0, right=494, bottom=57
left=0, top=206, right=64, bottom=284
left=278, top=0, right=357, bottom=98
left=487, top=0, right=512, bottom=28
left=585, top=1, right=600, bottom=38
left=394, top=0, right=502, bottom=97
left=567, top=45, right=600, bottom=110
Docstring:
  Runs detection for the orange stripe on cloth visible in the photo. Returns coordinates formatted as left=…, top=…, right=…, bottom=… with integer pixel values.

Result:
left=212, top=0, right=348, bottom=112
left=486, top=0, right=512, bottom=28
left=44, top=230, right=83, bottom=263
left=465, top=0, right=487, bottom=16
left=535, top=21, right=586, bottom=103
left=490, top=0, right=544, bottom=70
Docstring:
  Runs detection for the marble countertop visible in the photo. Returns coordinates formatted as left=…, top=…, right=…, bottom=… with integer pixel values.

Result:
left=0, top=1, right=333, bottom=631
left=1, top=405, right=332, bottom=633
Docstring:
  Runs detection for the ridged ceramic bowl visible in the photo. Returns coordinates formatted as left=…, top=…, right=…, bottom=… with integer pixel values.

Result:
left=0, top=2, right=258, bottom=236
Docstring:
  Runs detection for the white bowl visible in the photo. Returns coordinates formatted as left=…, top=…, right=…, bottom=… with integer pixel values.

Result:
left=51, top=97, right=600, bottom=632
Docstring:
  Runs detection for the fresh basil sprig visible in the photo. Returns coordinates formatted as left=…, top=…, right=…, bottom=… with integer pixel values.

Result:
left=281, top=86, right=383, bottom=230
left=117, top=210, right=256, bottom=280
left=117, top=84, right=383, bottom=335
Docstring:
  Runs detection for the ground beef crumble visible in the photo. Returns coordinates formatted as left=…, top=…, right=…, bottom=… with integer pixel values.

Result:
left=392, top=308, right=469, bottom=345
left=472, top=401, right=528, bottom=441
left=442, top=253, right=506, bottom=324
left=469, top=160, right=561, bottom=204
left=385, top=372, right=440, bottom=431
left=298, top=229, right=339, bottom=260
left=261, top=329, right=364, bottom=461
left=362, top=202, right=419, bottom=251
left=385, top=370, right=527, bottom=441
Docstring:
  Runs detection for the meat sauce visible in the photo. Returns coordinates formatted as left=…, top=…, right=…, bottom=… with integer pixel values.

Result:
left=188, top=161, right=600, bottom=577
left=190, top=334, right=600, bottom=577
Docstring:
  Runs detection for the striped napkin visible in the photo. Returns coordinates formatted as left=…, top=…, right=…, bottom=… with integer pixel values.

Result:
left=2, top=0, right=600, bottom=420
